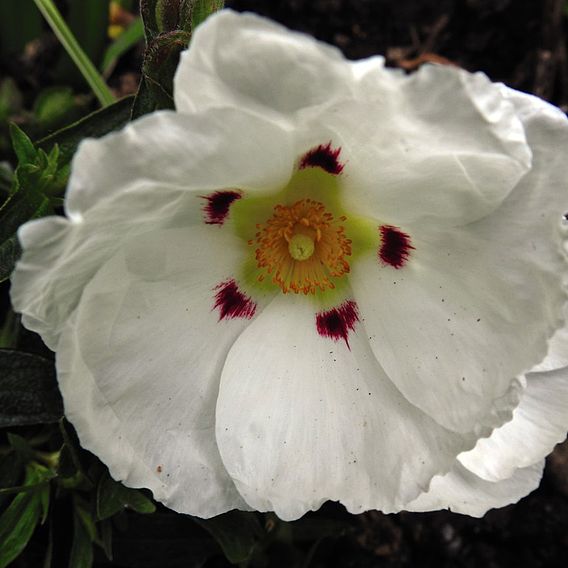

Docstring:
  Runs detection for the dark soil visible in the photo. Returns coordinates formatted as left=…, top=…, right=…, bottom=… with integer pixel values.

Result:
left=223, top=1, right=568, bottom=567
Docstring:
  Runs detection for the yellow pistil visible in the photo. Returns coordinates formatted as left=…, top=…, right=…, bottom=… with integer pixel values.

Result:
left=288, top=234, right=315, bottom=261
left=253, top=199, right=352, bottom=294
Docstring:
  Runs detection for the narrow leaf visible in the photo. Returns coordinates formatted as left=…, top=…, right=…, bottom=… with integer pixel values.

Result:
left=37, top=95, right=134, bottom=166
left=99, top=518, right=114, bottom=561
left=0, top=464, right=51, bottom=568
left=131, top=77, right=160, bottom=120
left=33, top=0, right=115, bottom=107
left=0, top=182, right=50, bottom=237
left=69, top=505, right=94, bottom=568
left=9, top=124, right=37, bottom=165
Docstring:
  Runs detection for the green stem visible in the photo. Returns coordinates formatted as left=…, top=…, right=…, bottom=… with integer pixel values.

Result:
left=33, top=0, right=115, bottom=107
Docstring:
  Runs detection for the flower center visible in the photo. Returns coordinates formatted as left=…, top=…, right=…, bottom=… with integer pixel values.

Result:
left=288, top=234, right=315, bottom=261
left=253, top=199, right=352, bottom=294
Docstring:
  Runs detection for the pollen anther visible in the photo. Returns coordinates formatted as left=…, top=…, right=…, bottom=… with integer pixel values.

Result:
left=253, top=199, right=352, bottom=295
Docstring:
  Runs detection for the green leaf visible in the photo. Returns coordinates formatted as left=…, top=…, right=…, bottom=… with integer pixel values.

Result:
left=56, top=444, right=78, bottom=479
left=38, top=482, right=50, bottom=525
left=0, top=350, right=63, bottom=427
left=101, top=17, right=145, bottom=75
left=1, top=125, right=56, bottom=281
left=194, top=511, right=264, bottom=564
left=98, top=518, right=114, bottom=561
left=140, top=0, right=163, bottom=40
left=9, top=124, right=38, bottom=166
left=35, top=0, right=115, bottom=107
left=37, top=95, right=134, bottom=166
left=54, top=0, right=111, bottom=87
left=97, top=471, right=156, bottom=520
left=142, top=30, right=191, bottom=108
left=69, top=502, right=94, bottom=568
left=43, top=517, right=54, bottom=568
left=0, top=188, right=50, bottom=283
left=0, top=463, right=51, bottom=568
left=137, top=1, right=223, bottom=116
left=7, top=434, right=35, bottom=463
left=131, top=77, right=160, bottom=120
left=190, top=0, right=224, bottom=29
left=141, top=0, right=223, bottom=37
left=120, top=487, right=157, bottom=515
left=33, top=86, right=78, bottom=132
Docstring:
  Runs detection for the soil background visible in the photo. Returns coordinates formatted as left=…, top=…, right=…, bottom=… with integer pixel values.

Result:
left=223, top=1, right=568, bottom=567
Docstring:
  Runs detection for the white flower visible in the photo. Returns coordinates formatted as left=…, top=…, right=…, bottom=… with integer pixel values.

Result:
left=10, top=10, right=568, bottom=520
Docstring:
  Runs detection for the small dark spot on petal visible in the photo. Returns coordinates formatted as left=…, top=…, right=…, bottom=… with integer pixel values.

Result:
left=316, top=300, right=359, bottom=348
left=213, top=279, right=257, bottom=320
left=202, top=190, right=242, bottom=225
left=378, top=225, right=414, bottom=268
left=299, top=142, right=344, bottom=175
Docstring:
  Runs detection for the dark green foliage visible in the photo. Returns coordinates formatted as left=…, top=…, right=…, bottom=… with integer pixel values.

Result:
left=54, top=0, right=111, bottom=87
left=0, top=463, right=51, bottom=568
left=133, top=0, right=224, bottom=116
left=142, top=29, right=191, bottom=109
left=194, top=511, right=264, bottom=564
left=97, top=470, right=156, bottom=520
left=0, top=126, right=56, bottom=282
left=37, top=95, right=135, bottom=166
left=69, top=499, right=95, bottom=568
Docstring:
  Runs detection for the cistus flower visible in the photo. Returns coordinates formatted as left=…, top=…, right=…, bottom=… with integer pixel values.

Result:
left=10, top=10, right=568, bottom=520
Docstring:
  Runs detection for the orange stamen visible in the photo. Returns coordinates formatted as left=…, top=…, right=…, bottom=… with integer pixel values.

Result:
left=253, top=199, right=352, bottom=295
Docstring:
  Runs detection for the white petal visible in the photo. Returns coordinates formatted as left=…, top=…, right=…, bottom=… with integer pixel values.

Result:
left=177, top=11, right=531, bottom=227
left=351, top=90, right=568, bottom=435
left=407, top=461, right=544, bottom=517
left=531, top=320, right=568, bottom=373
left=11, top=108, right=292, bottom=348
left=57, top=226, right=253, bottom=518
left=10, top=216, right=72, bottom=349
left=12, top=184, right=201, bottom=349
left=175, top=10, right=354, bottom=118
left=66, top=109, right=293, bottom=218
left=215, top=295, right=475, bottom=521
left=351, top=246, right=525, bottom=435
left=458, top=366, right=568, bottom=482
left=323, top=66, right=531, bottom=226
